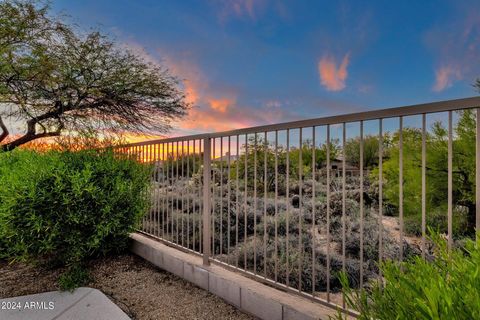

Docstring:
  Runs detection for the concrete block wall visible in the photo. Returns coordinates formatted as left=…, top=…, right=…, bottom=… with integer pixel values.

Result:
left=130, top=233, right=339, bottom=320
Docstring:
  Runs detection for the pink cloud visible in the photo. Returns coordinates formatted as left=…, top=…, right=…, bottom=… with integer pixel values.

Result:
left=318, top=53, right=350, bottom=91
left=433, top=65, right=462, bottom=92
left=425, top=7, right=480, bottom=92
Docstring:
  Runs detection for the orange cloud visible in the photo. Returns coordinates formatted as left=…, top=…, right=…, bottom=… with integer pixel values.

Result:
left=209, top=98, right=234, bottom=113
left=156, top=49, right=208, bottom=106
left=318, top=53, right=350, bottom=91
left=123, top=44, right=299, bottom=136
left=432, top=65, right=462, bottom=92
left=179, top=106, right=252, bottom=132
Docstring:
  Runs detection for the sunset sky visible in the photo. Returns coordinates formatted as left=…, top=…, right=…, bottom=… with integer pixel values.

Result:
left=50, top=0, right=480, bottom=139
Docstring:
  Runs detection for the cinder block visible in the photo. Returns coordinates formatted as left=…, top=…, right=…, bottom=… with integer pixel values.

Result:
left=241, top=288, right=283, bottom=320
left=208, top=273, right=241, bottom=308
left=151, top=248, right=164, bottom=268
left=284, top=305, right=320, bottom=320
left=184, top=264, right=209, bottom=290
left=163, top=254, right=184, bottom=278
left=131, top=241, right=152, bottom=261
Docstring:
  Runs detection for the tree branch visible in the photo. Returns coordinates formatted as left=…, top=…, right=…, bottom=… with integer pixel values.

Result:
left=0, top=116, right=9, bottom=143
left=1, top=129, right=62, bottom=152
left=1, top=118, right=64, bottom=152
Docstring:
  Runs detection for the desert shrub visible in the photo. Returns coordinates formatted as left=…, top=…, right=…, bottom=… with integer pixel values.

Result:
left=211, top=196, right=261, bottom=253
left=335, top=232, right=480, bottom=320
left=343, top=215, right=395, bottom=262
left=159, top=210, right=203, bottom=249
left=404, top=207, right=469, bottom=238
left=231, top=232, right=363, bottom=292
left=0, top=149, right=151, bottom=289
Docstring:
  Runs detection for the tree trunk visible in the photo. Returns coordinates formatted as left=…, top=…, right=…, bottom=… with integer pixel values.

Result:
left=1, top=131, right=61, bottom=152
left=0, top=117, right=8, bottom=143
left=466, top=202, right=476, bottom=235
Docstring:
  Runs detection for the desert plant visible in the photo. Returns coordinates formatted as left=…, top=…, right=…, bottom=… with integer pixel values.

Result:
left=335, top=231, right=480, bottom=320
left=0, top=149, right=151, bottom=289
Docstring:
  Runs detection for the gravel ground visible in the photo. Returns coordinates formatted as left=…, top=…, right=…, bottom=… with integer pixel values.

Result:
left=0, top=253, right=254, bottom=320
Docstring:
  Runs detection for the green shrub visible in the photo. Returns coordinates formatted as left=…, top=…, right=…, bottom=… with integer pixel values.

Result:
left=404, top=207, right=469, bottom=238
left=335, top=231, right=480, bottom=320
left=0, top=149, right=151, bottom=289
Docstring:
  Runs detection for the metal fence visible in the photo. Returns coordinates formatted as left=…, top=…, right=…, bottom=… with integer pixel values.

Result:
left=113, top=96, right=480, bottom=312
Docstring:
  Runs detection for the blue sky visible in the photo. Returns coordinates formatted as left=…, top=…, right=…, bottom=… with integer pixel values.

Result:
left=51, top=0, right=480, bottom=137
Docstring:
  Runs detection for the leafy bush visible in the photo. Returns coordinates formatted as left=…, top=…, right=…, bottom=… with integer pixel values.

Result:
left=0, top=149, right=151, bottom=289
left=404, top=207, right=469, bottom=238
left=335, top=232, right=480, bottom=320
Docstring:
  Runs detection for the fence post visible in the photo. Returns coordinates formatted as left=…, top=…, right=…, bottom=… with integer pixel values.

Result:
left=476, top=108, right=480, bottom=239
left=203, top=137, right=212, bottom=266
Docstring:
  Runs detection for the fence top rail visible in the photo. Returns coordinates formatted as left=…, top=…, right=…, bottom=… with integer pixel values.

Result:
left=119, top=96, right=480, bottom=147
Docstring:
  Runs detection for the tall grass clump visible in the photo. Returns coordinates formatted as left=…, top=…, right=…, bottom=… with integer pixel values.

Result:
left=335, top=231, right=480, bottom=320
left=0, top=149, right=151, bottom=289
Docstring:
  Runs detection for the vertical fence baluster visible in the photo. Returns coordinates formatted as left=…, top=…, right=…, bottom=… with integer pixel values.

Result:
left=263, top=131, right=268, bottom=278
left=228, top=136, right=231, bottom=263
left=379, top=119, right=384, bottom=278
left=147, top=144, right=151, bottom=235
left=163, top=143, right=166, bottom=239
left=166, top=143, right=170, bottom=240
left=360, top=121, right=364, bottom=289
left=160, top=144, right=163, bottom=237
left=203, top=137, right=212, bottom=265
left=286, top=129, right=290, bottom=287
left=212, top=138, right=216, bottom=257
left=236, top=135, right=240, bottom=267
left=152, top=144, right=155, bottom=237
left=254, top=133, right=257, bottom=274
left=181, top=141, right=185, bottom=247
left=326, top=124, right=331, bottom=302
left=176, top=141, right=180, bottom=244
left=274, top=130, right=279, bottom=283
left=192, top=140, right=196, bottom=251
left=171, top=143, right=175, bottom=242
left=298, top=128, right=303, bottom=292
left=342, top=123, right=346, bottom=308
left=140, top=146, right=146, bottom=231
left=151, top=144, right=154, bottom=235
left=200, top=140, right=203, bottom=253
left=422, top=114, right=426, bottom=258
left=155, top=144, right=159, bottom=237
left=220, top=138, right=224, bottom=256
left=171, top=142, right=175, bottom=242
left=311, top=126, right=316, bottom=296
left=448, top=111, right=453, bottom=250
left=399, top=116, right=404, bottom=261
left=477, top=108, right=480, bottom=241
left=244, top=134, right=248, bottom=271
left=187, top=140, right=190, bottom=249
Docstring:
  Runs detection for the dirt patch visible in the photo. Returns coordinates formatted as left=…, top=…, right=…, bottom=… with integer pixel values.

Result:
left=382, top=216, right=422, bottom=247
left=0, top=254, right=253, bottom=320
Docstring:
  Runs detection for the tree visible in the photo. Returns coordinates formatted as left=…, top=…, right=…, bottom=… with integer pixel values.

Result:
left=377, top=110, right=477, bottom=234
left=0, top=0, right=188, bottom=151
left=344, top=134, right=387, bottom=169
left=230, top=136, right=338, bottom=194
